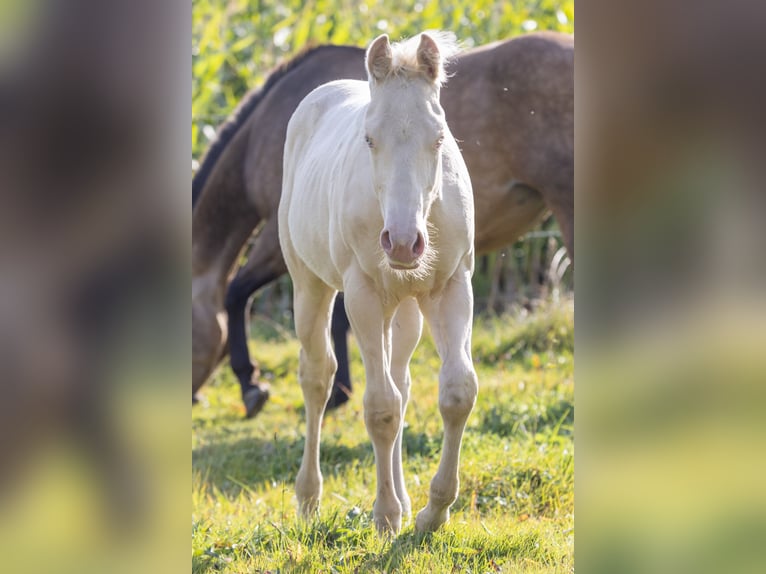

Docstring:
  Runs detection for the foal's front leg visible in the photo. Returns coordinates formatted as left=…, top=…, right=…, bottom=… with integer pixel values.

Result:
left=292, top=282, right=338, bottom=517
left=416, top=268, right=479, bottom=532
left=344, top=273, right=402, bottom=534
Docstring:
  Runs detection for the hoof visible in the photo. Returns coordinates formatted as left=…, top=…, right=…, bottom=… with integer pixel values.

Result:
left=373, top=508, right=402, bottom=535
left=374, top=516, right=401, bottom=536
left=325, top=382, right=351, bottom=411
left=373, top=497, right=402, bottom=535
left=243, top=384, right=270, bottom=419
left=415, top=505, right=449, bottom=533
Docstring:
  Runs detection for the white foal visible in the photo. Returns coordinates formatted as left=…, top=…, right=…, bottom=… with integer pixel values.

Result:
left=278, top=31, right=478, bottom=535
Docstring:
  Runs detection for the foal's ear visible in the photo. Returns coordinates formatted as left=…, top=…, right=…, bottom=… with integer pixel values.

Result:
left=417, top=33, right=441, bottom=83
left=366, top=34, right=392, bottom=82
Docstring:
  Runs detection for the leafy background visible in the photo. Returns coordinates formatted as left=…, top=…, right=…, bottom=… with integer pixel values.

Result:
left=192, top=0, right=574, bottom=164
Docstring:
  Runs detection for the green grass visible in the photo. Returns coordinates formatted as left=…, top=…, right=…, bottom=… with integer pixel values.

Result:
left=192, top=299, right=573, bottom=573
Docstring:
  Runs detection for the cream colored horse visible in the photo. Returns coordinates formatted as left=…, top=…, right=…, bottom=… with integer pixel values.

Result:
left=279, top=32, right=478, bottom=535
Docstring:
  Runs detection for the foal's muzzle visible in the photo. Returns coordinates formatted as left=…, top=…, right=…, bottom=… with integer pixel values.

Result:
left=380, top=229, right=426, bottom=270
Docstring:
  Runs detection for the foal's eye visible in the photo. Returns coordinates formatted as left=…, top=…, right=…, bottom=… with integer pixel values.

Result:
left=364, top=135, right=374, bottom=149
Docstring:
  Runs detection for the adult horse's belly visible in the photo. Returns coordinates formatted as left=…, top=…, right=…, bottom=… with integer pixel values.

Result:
left=473, top=182, right=548, bottom=255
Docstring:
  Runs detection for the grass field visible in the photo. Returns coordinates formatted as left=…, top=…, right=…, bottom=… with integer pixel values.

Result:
left=192, top=299, right=573, bottom=573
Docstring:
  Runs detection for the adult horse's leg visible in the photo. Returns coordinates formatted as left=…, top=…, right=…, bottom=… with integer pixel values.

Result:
left=344, top=269, right=403, bottom=534
left=326, top=293, right=352, bottom=409
left=291, top=277, right=338, bottom=517
left=388, top=296, right=423, bottom=520
left=546, top=182, right=574, bottom=262
left=224, top=218, right=287, bottom=417
left=416, top=267, right=479, bottom=532
left=192, top=281, right=227, bottom=398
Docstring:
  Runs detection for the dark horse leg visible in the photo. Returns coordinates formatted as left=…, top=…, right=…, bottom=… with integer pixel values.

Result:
left=326, top=293, right=352, bottom=409
left=225, top=233, right=355, bottom=418
left=225, top=219, right=286, bottom=418
left=227, top=284, right=354, bottom=417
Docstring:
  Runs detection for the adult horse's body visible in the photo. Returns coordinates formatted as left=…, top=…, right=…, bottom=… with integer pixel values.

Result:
left=191, top=32, right=573, bottom=416
left=280, top=31, right=477, bottom=534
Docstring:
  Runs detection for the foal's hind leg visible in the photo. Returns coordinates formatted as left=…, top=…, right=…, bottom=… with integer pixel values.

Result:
left=416, top=267, right=479, bottom=532
left=389, top=297, right=423, bottom=519
left=291, top=277, right=338, bottom=516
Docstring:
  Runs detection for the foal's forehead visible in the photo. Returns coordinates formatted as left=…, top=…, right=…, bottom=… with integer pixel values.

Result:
left=367, top=80, right=443, bottom=122
left=366, top=108, right=443, bottom=143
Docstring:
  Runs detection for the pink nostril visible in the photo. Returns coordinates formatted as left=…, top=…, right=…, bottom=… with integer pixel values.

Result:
left=380, top=230, right=392, bottom=253
left=412, top=232, right=425, bottom=257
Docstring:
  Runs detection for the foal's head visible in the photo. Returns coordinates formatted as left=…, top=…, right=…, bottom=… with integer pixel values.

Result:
left=364, top=32, right=458, bottom=272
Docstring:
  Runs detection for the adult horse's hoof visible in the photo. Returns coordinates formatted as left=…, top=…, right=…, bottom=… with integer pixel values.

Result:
left=325, top=382, right=351, bottom=411
left=243, top=383, right=270, bottom=419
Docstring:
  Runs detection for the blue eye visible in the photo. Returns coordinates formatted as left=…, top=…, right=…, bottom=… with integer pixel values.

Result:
left=365, top=135, right=374, bottom=149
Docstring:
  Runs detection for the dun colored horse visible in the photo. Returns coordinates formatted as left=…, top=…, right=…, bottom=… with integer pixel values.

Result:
left=192, top=32, right=573, bottom=416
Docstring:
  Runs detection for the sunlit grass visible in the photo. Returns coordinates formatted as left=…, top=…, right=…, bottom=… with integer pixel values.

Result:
left=192, top=298, right=573, bottom=573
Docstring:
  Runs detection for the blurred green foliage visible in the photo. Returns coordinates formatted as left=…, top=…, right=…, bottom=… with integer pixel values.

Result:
left=192, top=0, right=574, bottom=161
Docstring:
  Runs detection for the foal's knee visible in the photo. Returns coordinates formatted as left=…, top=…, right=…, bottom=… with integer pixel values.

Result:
left=364, top=384, right=402, bottom=443
left=299, top=348, right=337, bottom=403
left=439, top=360, right=478, bottom=423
